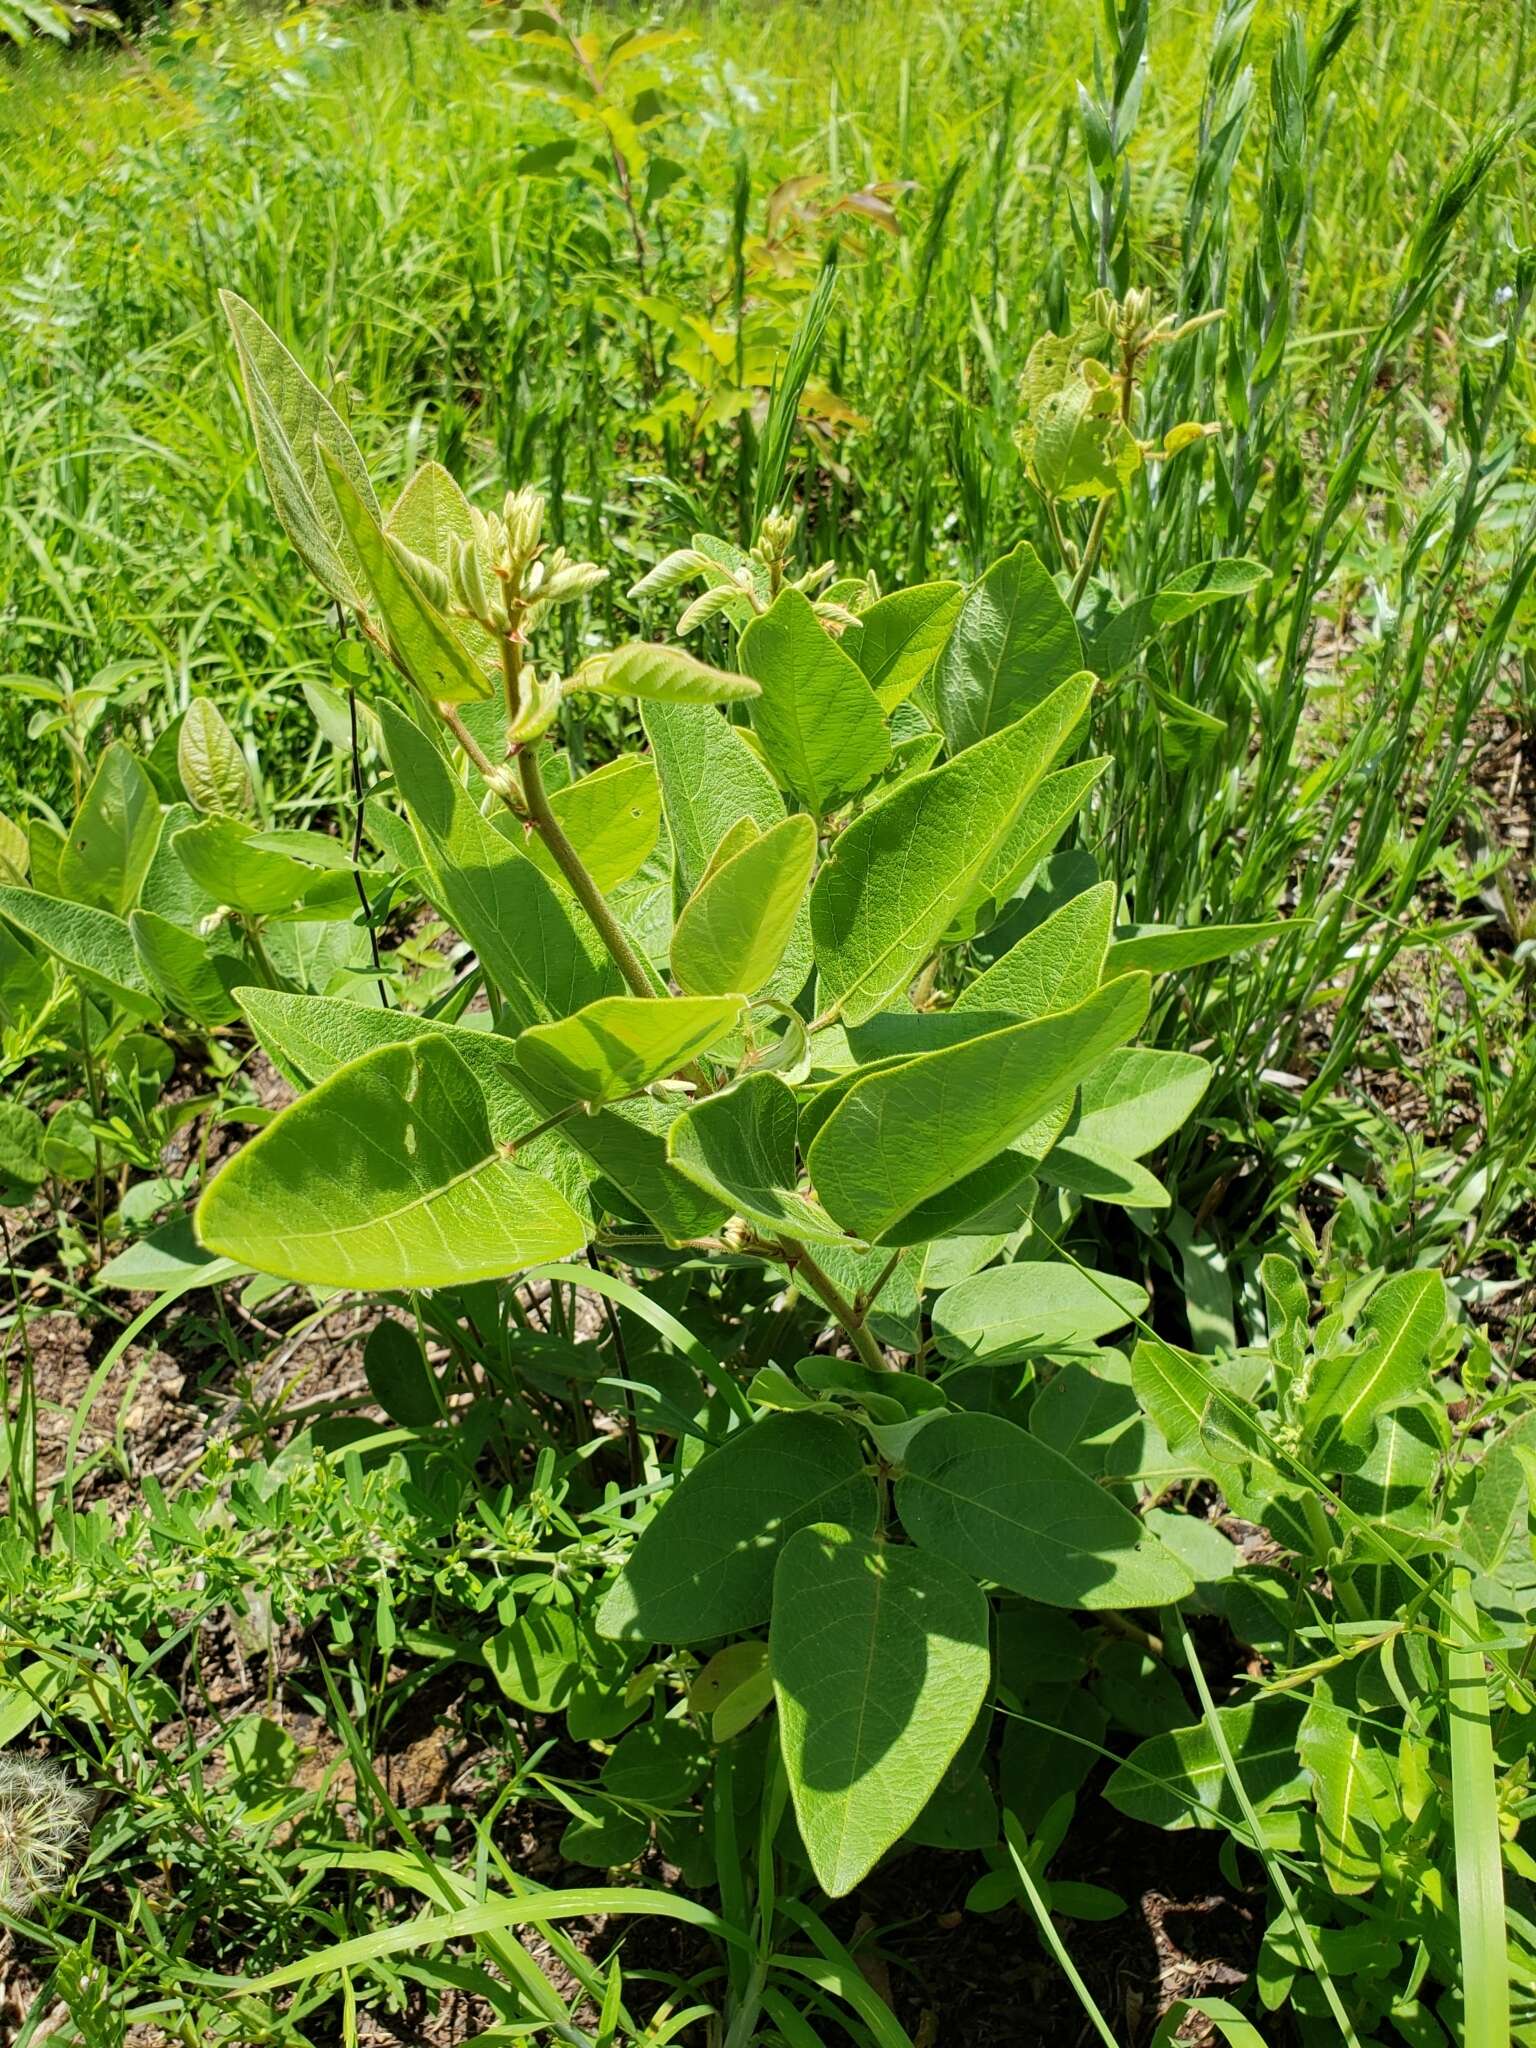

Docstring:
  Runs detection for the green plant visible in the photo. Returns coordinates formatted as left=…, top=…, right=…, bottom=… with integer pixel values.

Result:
left=186, top=290, right=1300, bottom=1960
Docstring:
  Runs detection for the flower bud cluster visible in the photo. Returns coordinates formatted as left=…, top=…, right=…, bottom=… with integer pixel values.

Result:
left=442, top=486, right=607, bottom=638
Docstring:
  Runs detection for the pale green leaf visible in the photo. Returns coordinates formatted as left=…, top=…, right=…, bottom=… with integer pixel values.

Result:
left=807, top=972, right=1150, bottom=1242
left=197, top=1035, right=587, bottom=1289
left=1298, top=1695, right=1389, bottom=1893
left=520, top=757, right=661, bottom=896
left=957, top=881, right=1115, bottom=1021
left=178, top=698, right=254, bottom=817
left=771, top=1524, right=990, bottom=1896
left=1105, top=920, right=1288, bottom=976
left=172, top=816, right=318, bottom=919
left=671, top=814, right=816, bottom=997
left=854, top=582, right=964, bottom=712
left=1039, top=1137, right=1171, bottom=1208
left=321, top=446, right=492, bottom=703
left=1104, top=1697, right=1307, bottom=1830
left=932, top=1260, right=1149, bottom=1364
left=954, top=750, right=1106, bottom=934
left=896, top=1412, right=1193, bottom=1608
left=379, top=701, right=619, bottom=1031
left=516, top=993, right=744, bottom=1107
left=1303, top=1269, right=1447, bottom=1462
left=598, top=1412, right=876, bottom=1644
left=811, top=675, right=1093, bottom=1025
left=221, top=290, right=378, bottom=608
left=0, top=810, right=28, bottom=886
left=738, top=588, right=891, bottom=815
left=667, top=1071, right=850, bottom=1246
left=0, top=886, right=160, bottom=1020
left=57, top=742, right=161, bottom=916
left=641, top=699, right=787, bottom=899
left=930, top=542, right=1084, bottom=756
left=576, top=641, right=760, bottom=707
left=1074, top=1048, right=1212, bottom=1158
left=130, top=909, right=241, bottom=1026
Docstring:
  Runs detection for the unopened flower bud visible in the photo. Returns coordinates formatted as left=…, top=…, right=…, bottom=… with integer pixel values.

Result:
left=502, top=485, right=546, bottom=566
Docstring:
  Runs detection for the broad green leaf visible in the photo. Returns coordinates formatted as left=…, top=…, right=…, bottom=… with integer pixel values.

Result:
left=57, top=742, right=161, bottom=916
left=1297, top=1694, right=1389, bottom=1893
left=321, top=447, right=492, bottom=703
left=521, top=757, right=661, bottom=896
left=1103, top=1696, right=1307, bottom=1830
left=236, top=987, right=718, bottom=1237
left=130, top=910, right=241, bottom=1026
left=667, top=1072, right=850, bottom=1246
left=1039, top=1138, right=1170, bottom=1208
left=1104, top=919, right=1288, bottom=976
left=854, top=582, right=964, bottom=712
left=641, top=700, right=786, bottom=899
left=576, top=642, right=759, bottom=707
left=380, top=701, right=619, bottom=1030
left=738, top=588, right=891, bottom=815
left=0, top=1101, right=46, bottom=1197
left=807, top=972, right=1150, bottom=1242
left=811, top=675, right=1093, bottom=1025
left=237, top=988, right=577, bottom=1159
left=221, top=290, right=378, bottom=607
left=364, top=1319, right=442, bottom=1428
left=954, top=750, right=1106, bottom=933
left=516, top=994, right=743, bottom=1107
left=896, top=1412, right=1193, bottom=1609
left=197, top=1035, right=587, bottom=1289
left=384, top=459, right=476, bottom=562
left=172, top=816, right=321, bottom=919
left=930, top=543, right=1084, bottom=756
left=1303, top=1269, right=1447, bottom=1463
left=1074, top=1049, right=1212, bottom=1157
left=178, top=698, right=254, bottom=816
left=771, top=1524, right=990, bottom=1897
left=27, top=820, right=62, bottom=897
left=671, top=814, right=815, bottom=997
left=0, top=887, right=160, bottom=1020
left=957, top=881, right=1115, bottom=1021
left=96, top=1217, right=243, bottom=1292
left=932, top=1260, right=1149, bottom=1364
left=598, top=1412, right=876, bottom=1644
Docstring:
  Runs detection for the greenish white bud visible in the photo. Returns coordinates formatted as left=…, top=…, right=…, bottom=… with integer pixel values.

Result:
left=451, top=533, right=497, bottom=628
left=503, top=485, right=546, bottom=565
left=387, top=536, right=452, bottom=612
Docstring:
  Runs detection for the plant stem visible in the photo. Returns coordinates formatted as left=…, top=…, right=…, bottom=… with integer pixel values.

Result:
left=438, top=702, right=508, bottom=794
left=76, top=987, right=106, bottom=1267
left=1067, top=494, right=1113, bottom=611
left=782, top=1241, right=891, bottom=1373
left=518, top=743, right=656, bottom=1000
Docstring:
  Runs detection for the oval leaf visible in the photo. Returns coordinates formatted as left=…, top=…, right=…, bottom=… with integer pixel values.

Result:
left=807, top=972, right=1150, bottom=1242
left=671, top=814, right=816, bottom=998
left=896, top=1412, right=1193, bottom=1609
left=737, top=588, right=891, bottom=815
left=771, top=1524, right=990, bottom=1896
left=598, top=1412, right=876, bottom=1644
left=516, top=994, right=743, bottom=1108
left=197, top=1036, right=587, bottom=1289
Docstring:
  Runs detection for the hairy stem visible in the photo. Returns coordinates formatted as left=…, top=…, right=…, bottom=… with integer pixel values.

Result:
left=782, top=1241, right=891, bottom=1373
left=518, top=743, right=656, bottom=1000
